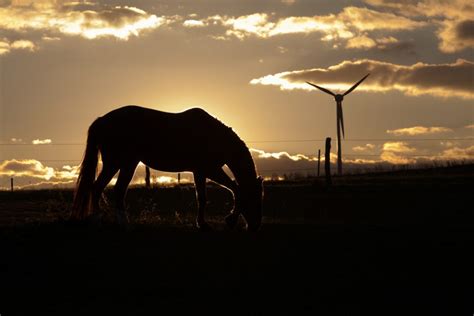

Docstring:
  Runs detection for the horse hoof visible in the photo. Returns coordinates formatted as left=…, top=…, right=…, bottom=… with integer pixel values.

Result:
left=116, top=214, right=130, bottom=229
left=86, top=213, right=103, bottom=227
left=197, top=222, right=213, bottom=232
left=225, top=213, right=239, bottom=229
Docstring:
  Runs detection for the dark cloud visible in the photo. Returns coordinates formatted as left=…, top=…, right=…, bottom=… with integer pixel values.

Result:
left=456, top=20, right=474, bottom=39
left=80, top=6, right=151, bottom=28
left=437, top=19, right=474, bottom=52
left=365, top=0, right=474, bottom=52
left=251, top=58, right=474, bottom=99
left=378, top=39, right=416, bottom=54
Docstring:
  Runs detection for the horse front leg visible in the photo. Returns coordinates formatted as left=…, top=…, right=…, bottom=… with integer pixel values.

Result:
left=225, top=198, right=241, bottom=229
left=193, top=172, right=212, bottom=232
left=207, top=168, right=240, bottom=229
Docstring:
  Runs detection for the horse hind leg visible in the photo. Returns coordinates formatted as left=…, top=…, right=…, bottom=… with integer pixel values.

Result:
left=114, top=162, right=138, bottom=227
left=90, top=164, right=119, bottom=225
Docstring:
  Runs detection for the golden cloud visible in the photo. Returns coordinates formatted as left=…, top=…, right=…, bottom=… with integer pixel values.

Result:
left=441, top=145, right=474, bottom=159
left=32, top=138, right=52, bottom=145
left=250, top=148, right=379, bottom=166
left=380, top=152, right=415, bottom=164
left=194, top=6, right=424, bottom=41
left=250, top=58, right=474, bottom=99
left=0, top=1, right=166, bottom=54
left=222, top=13, right=277, bottom=39
left=0, top=38, right=35, bottom=55
left=382, top=142, right=416, bottom=153
left=346, top=35, right=377, bottom=49
left=353, top=144, right=376, bottom=152
left=346, top=35, right=401, bottom=50
left=380, top=141, right=416, bottom=164
left=0, top=159, right=78, bottom=181
left=183, top=19, right=206, bottom=27
left=387, top=126, right=453, bottom=136
left=250, top=148, right=316, bottom=162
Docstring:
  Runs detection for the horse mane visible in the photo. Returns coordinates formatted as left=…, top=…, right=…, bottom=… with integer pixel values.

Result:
left=211, top=115, right=258, bottom=180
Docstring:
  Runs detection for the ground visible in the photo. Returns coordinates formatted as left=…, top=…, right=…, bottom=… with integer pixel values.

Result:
left=1, top=165, right=473, bottom=315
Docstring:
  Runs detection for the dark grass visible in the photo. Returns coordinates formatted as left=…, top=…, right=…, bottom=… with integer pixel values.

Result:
left=1, top=165, right=473, bottom=315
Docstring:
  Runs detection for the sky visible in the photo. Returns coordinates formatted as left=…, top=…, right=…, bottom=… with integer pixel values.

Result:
left=0, top=0, right=473, bottom=189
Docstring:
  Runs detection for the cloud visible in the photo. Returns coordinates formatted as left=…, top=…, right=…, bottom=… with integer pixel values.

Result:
left=387, top=126, right=453, bottom=136
left=0, top=159, right=78, bottom=180
left=441, top=145, right=474, bottom=159
left=0, top=1, right=167, bottom=54
left=269, top=16, right=352, bottom=38
left=10, top=137, right=23, bottom=143
left=380, top=152, right=414, bottom=164
left=339, top=6, right=426, bottom=31
left=155, top=176, right=178, bottom=184
left=55, top=164, right=80, bottom=180
left=183, top=19, right=206, bottom=27
left=383, top=141, right=416, bottom=153
left=191, top=6, right=424, bottom=42
left=437, top=19, right=474, bottom=53
left=250, top=148, right=316, bottom=162
left=250, top=58, right=474, bottom=99
left=364, top=0, right=474, bottom=53
left=353, top=144, right=376, bottom=152
left=250, top=143, right=474, bottom=169
left=465, top=124, right=474, bottom=129
left=32, top=138, right=52, bottom=145
left=345, top=35, right=411, bottom=52
left=380, top=141, right=416, bottom=164
left=250, top=148, right=380, bottom=175
left=221, top=13, right=276, bottom=39
left=0, top=38, right=36, bottom=55
left=364, top=0, right=473, bottom=20
left=346, top=35, right=377, bottom=49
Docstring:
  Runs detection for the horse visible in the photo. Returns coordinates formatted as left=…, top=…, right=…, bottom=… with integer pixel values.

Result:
left=71, top=105, right=263, bottom=231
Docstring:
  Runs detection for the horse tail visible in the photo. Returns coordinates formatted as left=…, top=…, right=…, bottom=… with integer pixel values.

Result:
left=71, top=118, right=102, bottom=221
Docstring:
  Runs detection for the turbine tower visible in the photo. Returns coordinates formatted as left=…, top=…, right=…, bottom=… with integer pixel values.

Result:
left=307, top=73, right=370, bottom=175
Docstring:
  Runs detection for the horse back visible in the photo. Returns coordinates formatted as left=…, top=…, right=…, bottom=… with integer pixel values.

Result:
left=95, top=106, right=237, bottom=171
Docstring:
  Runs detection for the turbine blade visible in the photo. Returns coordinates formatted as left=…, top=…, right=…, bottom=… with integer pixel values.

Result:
left=343, top=73, right=370, bottom=96
left=306, top=81, right=336, bottom=96
left=338, top=103, right=345, bottom=138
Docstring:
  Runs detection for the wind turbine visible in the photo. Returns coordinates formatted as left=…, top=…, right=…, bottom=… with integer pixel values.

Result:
left=307, top=73, right=370, bottom=175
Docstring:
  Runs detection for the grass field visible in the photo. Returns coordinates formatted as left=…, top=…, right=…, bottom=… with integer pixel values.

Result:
left=1, top=165, right=473, bottom=315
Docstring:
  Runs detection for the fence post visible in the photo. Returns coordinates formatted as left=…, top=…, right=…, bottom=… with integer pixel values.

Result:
left=317, top=149, right=321, bottom=177
left=325, top=138, right=332, bottom=186
left=145, top=166, right=151, bottom=188
left=177, top=173, right=181, bottom=185
left=11, top=178, right=14, bottom=192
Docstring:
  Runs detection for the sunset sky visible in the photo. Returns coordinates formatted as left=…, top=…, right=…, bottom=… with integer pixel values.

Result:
left=0, top=0, right=473, bottom=189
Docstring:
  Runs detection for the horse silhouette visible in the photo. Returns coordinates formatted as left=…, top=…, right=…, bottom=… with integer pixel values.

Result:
left=71, top=105, right=263, bottom=231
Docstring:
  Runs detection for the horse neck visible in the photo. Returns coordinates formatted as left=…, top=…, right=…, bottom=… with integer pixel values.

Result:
left=226, top=144, right=257, bottom=188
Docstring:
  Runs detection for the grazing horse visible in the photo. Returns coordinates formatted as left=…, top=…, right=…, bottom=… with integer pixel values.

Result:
left=71, top=106, right=263, bottom=231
